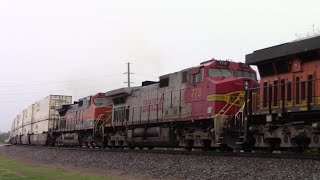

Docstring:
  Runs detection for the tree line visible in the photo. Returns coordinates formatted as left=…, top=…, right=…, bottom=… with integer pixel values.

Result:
left=0, top=132, right=10, bottom=143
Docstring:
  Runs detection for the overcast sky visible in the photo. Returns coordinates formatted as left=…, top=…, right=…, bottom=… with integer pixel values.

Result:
left=0, top=0, right=319, bottom=132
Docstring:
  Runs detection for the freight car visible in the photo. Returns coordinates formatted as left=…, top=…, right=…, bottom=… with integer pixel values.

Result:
left=245, top=35, right=320, bottom=151
left=9, top=95, right=72, bottom=145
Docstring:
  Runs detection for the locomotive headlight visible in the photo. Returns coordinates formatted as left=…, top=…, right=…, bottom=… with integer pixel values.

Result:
left=244, top=80, right=249, bottom=90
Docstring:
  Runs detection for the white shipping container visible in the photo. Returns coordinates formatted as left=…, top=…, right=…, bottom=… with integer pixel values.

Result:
left=9, top=95, right=72, bottom=139
left=21, top=105, right=33, bottom=134
left=10, top=118, right=17, bottom=138
left=17, top=114, right=23, bottom=135
left=31, top=95, right=72, bottom=134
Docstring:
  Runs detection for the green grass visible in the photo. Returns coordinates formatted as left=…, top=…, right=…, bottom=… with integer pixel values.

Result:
left=0, top=156, right=111, bottom=180
left=305, top=148, right=320, bottom=155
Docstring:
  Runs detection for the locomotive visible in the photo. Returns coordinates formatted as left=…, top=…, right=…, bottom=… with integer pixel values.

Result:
left=9, top=59, right=258, bottom=150
left=9, top=35, right=320, bottom=153
left=245, top=35, right=320, bottom=151
left=101, top=59, right=258, bottom=150
left=50, top=59, right=258, bottom=150
left=54, top=93, right=112, bottom=147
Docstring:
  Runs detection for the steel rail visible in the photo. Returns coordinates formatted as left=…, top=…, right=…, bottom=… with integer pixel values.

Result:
left=10, top=145, right=320, bottom=160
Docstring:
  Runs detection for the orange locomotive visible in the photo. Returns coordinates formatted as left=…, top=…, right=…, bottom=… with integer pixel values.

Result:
left=245, top=35, right=320, bottom=151
left=54, top=93, right=112, bottom=146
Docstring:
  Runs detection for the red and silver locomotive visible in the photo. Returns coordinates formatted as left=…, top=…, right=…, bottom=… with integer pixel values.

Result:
left=101, top=59, right=258, bottom=150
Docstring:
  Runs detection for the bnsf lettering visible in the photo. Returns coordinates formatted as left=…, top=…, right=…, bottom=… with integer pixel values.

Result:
left=143, top=97, right=163, bottom=105
left=142, top=97, right=164, bottom=112
left=142, top=105, right=163, bottom=112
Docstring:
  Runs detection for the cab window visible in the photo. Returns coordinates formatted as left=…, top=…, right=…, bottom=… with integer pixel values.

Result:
left=208, top=68, right=233, bottom=78
left=192, top=68, right=204, bottom=83
left=94, top=98, right=110, bottom=106
left=237, top=70, right=257, bottom=80
left=87, top=96, right=92, bottom=105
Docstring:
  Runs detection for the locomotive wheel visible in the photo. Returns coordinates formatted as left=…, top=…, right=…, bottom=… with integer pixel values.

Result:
left=82, top=141, right=88, bottom=148
left=219, top=145, right=233, bottom=152
left=201, top=140, right=211, bottom=151
left=184, top=140, right=194, bottom=151
left=293, top=135, right=311, bottom=153
left=242, top=148, right=252, bottom=153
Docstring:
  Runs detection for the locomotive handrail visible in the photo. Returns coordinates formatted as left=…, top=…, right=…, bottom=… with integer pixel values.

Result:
left=214, top=103, right=230, bottom=119
left=234, top=99, right=250, bottom=143
left=214, top=92, right=245, bottom=119
left=93, top=114, right=105, bottom=136
left=234, top=102, right=245, bottom=126
left=93, top=110, right=113, bottom=137
left=100, top=115, right=112, bottom=128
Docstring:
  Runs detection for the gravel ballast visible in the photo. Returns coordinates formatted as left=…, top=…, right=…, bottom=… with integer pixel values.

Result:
left=2, top=146, right=320, bottom=179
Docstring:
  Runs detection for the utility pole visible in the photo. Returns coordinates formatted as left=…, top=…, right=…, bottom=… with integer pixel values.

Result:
left=312, top=24, right=315, bottom=35
left=124, top=62, right=134, bottom=87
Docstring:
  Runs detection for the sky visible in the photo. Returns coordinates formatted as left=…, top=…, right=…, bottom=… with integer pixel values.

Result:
left=0, top=0, right=319, bottom=132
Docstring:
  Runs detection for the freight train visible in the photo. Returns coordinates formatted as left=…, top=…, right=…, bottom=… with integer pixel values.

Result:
left=9, top=35, right=320, bottom=152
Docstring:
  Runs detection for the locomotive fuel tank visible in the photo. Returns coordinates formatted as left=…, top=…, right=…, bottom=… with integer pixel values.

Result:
left=56, top=133, right=81, bottom=146
left=127, top=127, right=176, bottom=147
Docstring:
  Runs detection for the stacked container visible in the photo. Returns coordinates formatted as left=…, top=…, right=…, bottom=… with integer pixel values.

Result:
left=9, top=95, right=72, bottom=145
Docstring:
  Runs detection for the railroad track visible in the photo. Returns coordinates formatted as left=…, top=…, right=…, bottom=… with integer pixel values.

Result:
left=10, top=145, right=320, bottom=160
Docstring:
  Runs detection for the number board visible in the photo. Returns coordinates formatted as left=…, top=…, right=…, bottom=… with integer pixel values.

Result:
left=217, top=60, right=229, bottom=66
left=240, top=63, right=250, bottom=68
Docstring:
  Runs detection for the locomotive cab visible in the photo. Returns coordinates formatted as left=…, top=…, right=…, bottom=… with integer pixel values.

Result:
left=186, top=59, right=258, bottom=118
left=91, top=93, right=113, bottom=121
left=185, top=59, right=259, bottom=147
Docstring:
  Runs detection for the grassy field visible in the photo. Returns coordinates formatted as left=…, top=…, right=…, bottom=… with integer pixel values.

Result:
left=0, top=156, right=111, bottom=180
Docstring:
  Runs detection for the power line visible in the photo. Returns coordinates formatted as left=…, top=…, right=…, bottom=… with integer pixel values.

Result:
left=0, top=73, right=121, bottom=88
left=0, top=89, right=68, bottom=96
left=0, top=82, right=111, bottom=96
left=0, top=99, right=37, bottom=103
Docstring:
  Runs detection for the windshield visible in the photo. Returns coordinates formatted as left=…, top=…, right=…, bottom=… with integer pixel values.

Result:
left=208, top=68, right=233, bottom=78
left=94, top=98, right=109, bottom=106
left=237, top=70, right=257, bottom=80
